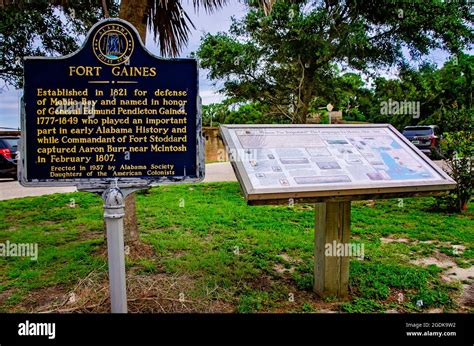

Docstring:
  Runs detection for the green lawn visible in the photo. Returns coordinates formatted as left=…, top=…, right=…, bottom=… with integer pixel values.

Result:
left=0, top=182, right=472, bottom=313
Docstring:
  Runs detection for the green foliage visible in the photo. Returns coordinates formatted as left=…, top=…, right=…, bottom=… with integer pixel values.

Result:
left=202, top=100, right=281, bottom=126
left=340, top=298, right=386, bottom=313
left=0, top=0, right=119, bottom=88
left=361, top=54, right=473, bottom=132
left=345, top=261, right=455, bottom=312
left=408, top=289, right=454, bottom=310
left=436, top=130, right=474, bottom=212
left=237, top=290, right=269, bottom=313
left=432, top=106, right=474, bottom=134
left=0, top=192, right=106, bottom=309
left=351, top=261, right=432, bottom=295
left=198, top=0, right=473, bottom=124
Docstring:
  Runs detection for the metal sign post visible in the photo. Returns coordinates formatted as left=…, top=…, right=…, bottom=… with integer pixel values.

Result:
left=102, top=184, right=127, bottom=313
left=20, top=18, right=204, bottom=313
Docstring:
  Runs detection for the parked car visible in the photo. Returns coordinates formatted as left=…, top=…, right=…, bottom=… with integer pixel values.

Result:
left=402, top=125, right=441, bottom=158
left=0, top=136, right=20, bottom=179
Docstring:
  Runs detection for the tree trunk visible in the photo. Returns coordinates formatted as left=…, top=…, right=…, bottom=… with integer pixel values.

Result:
left=117, top=0, right=149, bottom=246
left=124, top=193, right=139, bottom=244
left=293, top=72, right=315, bottom=124
left=119, top=0, right=148, bottom=43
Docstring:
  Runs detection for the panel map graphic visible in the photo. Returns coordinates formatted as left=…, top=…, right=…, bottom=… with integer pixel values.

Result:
left=222, top=126, right=451, bottom=193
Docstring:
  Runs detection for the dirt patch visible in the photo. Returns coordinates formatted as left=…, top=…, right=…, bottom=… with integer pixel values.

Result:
left=443, top=266, right=474, bottom=283
left=317, top=308, right=338, bottom=313
left=91, top=240, right=155, bottom=260
left=380, top=237, right=412, bottom=244
left=125, top=241, right=156, bottom=260
left=459, top=283, right=474, bottom=308
left=410, top=251, right=473, bottom=283
left=270, top=290, right=338, bottom=314
left=427, top=308, right=444, bottom=313
left=30, top=269, right=234, bottom=313
left=411, top=255, right=456, bottom=269
left=16, top=285, right=67, bottom=312
left=410, top=251, right=474, bottom=311
left=0, top=288, right=17, bottom=306
left=278, top=253, right=302, bottom=264
left=274, top=253, right=301, bottom=275
left=273, top=263, right=295, bottom=275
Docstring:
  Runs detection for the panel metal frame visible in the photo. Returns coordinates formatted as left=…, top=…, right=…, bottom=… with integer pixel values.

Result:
left=19, top=18, right=205, bottom=189
left=220, top=124, right=456, bottom=204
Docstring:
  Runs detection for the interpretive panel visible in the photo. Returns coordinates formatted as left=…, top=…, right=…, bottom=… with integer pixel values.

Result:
left=220, top=125, right=456, bottom=202
left=21, top=19, right=204, bottom=186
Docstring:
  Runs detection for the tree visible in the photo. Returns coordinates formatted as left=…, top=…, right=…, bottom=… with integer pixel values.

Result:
left=360, top=54, right=473, bottom=132
left=197, top=0, right=473, bottom=124
left=0, top=0, right=117, bottom=88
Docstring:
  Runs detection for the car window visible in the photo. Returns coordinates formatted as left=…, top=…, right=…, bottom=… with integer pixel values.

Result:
left=0, top=138, right=19, bottom=149
left=402, top=128, right=433, bottom=136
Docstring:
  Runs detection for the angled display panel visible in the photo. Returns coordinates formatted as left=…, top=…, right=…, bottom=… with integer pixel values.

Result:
left=220, top=124, right=456, bottom=204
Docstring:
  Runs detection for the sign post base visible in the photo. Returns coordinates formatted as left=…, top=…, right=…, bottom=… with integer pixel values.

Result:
left=314, top=201, right=351, bottom=298
left=102, top=185, right=128, bottom=313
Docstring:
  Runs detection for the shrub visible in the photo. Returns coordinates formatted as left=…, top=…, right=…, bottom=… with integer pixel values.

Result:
left=438, top=131, right=474, bottom=212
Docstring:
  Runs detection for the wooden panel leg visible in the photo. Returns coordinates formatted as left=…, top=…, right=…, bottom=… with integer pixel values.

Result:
left=314, top=201, right=351, bottom=298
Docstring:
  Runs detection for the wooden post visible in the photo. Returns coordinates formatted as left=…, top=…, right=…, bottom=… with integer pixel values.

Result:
left=314, top=201, right=351, bottom=298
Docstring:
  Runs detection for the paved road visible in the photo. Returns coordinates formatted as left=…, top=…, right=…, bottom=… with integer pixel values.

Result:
left=0, top=162, right=237, bottom=201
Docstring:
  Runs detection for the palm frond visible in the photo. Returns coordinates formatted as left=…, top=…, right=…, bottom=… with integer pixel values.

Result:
left=147, top=0, right=196, bottom=57
left=147, top=0, right=275, bottom=57
left=255, top=0, right=276, bottom=15
left=243, top=0, right=276, bottom=15
left=192, top=0, right=228, bottom=14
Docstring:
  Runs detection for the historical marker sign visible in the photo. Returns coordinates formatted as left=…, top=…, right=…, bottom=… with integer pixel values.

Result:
left=220, top=124, right=456, bottom=203
left=20, top=19, right=204, bottom=187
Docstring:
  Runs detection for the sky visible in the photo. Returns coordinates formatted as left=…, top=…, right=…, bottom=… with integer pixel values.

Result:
left=0, top=2, right=458, bottom=129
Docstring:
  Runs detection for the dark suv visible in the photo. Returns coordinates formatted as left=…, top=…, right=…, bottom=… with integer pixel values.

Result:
left=402, top=125, right=440, bottom=158
left=0, top=136, right=20, bottom=179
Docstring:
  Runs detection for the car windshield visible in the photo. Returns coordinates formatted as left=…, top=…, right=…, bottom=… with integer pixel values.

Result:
left=402, top=128, right=433, bottom=136
left=1, top=138, right=19, bottom=149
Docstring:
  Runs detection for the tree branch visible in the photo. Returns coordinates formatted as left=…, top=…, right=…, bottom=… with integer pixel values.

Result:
left=101, top=0, right=110, bottom=18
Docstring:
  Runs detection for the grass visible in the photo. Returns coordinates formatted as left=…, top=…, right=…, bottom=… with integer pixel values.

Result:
left=0, top=182, right=472, bottom=313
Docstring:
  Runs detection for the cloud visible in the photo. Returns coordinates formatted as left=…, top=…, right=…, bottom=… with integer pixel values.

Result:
left=0, top=89, right=20, bottom=128
left=200, top=90, right=225, bottom=105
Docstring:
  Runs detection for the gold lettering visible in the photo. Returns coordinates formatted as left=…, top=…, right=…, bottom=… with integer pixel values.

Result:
left=69, top=66, right=102, bottom=77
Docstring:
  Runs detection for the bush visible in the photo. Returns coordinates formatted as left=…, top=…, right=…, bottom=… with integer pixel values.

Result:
left=437, top=131, right=474, bottom=212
